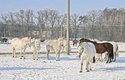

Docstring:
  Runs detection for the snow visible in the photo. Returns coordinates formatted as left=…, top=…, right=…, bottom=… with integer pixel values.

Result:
left=0, top=42, right=125, bottom=80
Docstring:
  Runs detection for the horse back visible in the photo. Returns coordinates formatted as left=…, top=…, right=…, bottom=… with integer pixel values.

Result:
left=82, top=42, right=96, bottom=57
left=103, top=43, right=113, bottom=50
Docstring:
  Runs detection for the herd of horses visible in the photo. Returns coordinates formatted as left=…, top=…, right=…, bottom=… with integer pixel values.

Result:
left=10, top=37, right=119, bottom=72
left=11, top=37, right=66, bottom=61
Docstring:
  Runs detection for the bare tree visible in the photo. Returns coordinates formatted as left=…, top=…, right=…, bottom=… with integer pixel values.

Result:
left=56, top=14, right=66, bottom=38
left=71, top=13, right=81, bottom=39
left=23, top=10, right=35, bottom=37
left=1, top=14, right=9, bottom=37
left=87, top=10, right=98, bottom=39
left=36, top=10, right=49, bottom=39
left=48, top=10, right=59, bottom=39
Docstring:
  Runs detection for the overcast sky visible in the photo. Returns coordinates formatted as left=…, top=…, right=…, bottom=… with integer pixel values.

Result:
left=0, top=0, right=125, bottom=15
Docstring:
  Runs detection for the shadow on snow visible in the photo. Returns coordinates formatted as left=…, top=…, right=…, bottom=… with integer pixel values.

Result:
left=0, top=67, right=55, bottom=71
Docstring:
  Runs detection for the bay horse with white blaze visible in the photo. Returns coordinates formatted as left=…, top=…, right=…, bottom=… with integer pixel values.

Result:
left=79, top=38, right=114, bottom=63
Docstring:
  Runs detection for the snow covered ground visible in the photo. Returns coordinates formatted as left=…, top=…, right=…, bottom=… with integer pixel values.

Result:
left=0, top=42, right=125, bottom=80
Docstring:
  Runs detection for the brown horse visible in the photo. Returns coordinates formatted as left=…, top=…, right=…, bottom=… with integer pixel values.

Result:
left=73, top=39, right=78, bottom=46
left=79, top=38, right=114, bottom=63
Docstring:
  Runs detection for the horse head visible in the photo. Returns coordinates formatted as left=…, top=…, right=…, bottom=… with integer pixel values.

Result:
left=58, top=37, right=64, bottom=46
left=21, top=37, right=32, bottom=47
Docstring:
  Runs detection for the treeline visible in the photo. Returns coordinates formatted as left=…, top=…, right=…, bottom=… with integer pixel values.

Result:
left=0, top=8, right=125, bottom=41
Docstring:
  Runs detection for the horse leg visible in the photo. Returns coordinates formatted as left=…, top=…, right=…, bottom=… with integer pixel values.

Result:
left=56, top=51, right=60, bottom=61
left=36, top=51, right=39, bottom=60
left=88, top=61, right=92, bottom=71
left=58, top=52, right=60, bottom=61
left=93, top=56, right=96, bottom=63
left=86, top=60, right=89, bottom=72
left=33, top=50, right=35, bottom=60
left=106, top=54, right=110, bottom=63
left=14, top=48, right=17, bottom=58
left=89, top=60, right=92, bottom=71
left=47, top=50, right=50, bottom=60
left=20, top=49, right=23, bottom=59
left=109, top=53, right=112, bottom=63
left=113, top=52, right=116, bottom=62
left=12, top=47, right=15, bottom=57
left=80, top=60, right=83, bottom=73
left=114, top=45, right=119, bottom=62
left=34, top=50, right=38, bottom=60
left=80, top=56, right=84, bottom=73
left=22, top=49, right=26, bottom=59
left=101, top=54, right=105, bottom=62
left=95, top=53, right=100, bottom=62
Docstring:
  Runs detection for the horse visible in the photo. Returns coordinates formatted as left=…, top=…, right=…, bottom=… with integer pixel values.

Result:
left=1, top=38, right=8, bottom=43
left=11, top=37, right=31, bottom=59
left=30, top=38, right=41, bottom=60
left=72, top=39, right=78, bottom=46
left=79, top=38, right=114, bottom=63
left=45, top=38, right=65, bottom=61
left=93, top=40, right=119, bottom=62
left=78, top=42, right=96, bottom=72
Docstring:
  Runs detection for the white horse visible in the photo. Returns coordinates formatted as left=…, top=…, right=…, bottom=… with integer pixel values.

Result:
left=30, top=38, right=41, bottom=60
left=78, top=42, right=96, bottom=72
left=45, top=38, right=65, bottom=61
left=11, top=37, right=31, bottom=59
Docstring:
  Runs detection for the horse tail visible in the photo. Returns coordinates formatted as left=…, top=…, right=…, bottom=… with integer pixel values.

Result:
left=109, top=45, right=114, bottom=60
left=104, top=43, right=114, bottom=63
left=116, top=44, right=119, bottom=57
left=111, top=46, right=114, bottom=59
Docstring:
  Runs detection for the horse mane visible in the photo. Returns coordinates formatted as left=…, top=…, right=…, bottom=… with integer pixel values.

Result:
left=80, top=38, right=97, bottom=44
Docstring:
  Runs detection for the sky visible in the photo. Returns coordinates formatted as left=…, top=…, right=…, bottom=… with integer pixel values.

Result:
left=0, top=0, right=125, bottom=15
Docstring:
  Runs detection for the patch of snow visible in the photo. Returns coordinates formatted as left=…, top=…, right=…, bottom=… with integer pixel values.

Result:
left=0, top=42, right=125, bottom=80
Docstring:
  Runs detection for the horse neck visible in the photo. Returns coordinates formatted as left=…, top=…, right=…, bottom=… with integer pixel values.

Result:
left=84, top=39, right=96, bottom=44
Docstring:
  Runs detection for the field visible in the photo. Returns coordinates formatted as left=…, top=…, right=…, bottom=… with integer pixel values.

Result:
left=0, top=42, right=125, bottom=80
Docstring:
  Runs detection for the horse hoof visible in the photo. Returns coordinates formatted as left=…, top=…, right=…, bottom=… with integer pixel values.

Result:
left=33, top=59, right=35, bottom=60
left=13, top=56, right=17, bottom=58
left=33, top=59, right=38, bottom=60
left=80, top=71, right=82, bottom=73
left=20, top=57, right=22, bottom=59
left=56, top=60, right=60, bottom=61
left=87, top=70, right=89, bottom=72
